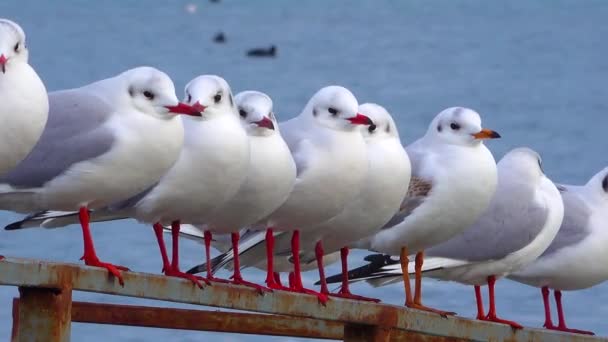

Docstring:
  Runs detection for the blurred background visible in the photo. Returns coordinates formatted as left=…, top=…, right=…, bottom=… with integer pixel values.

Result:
left=1, top=0, right=607, bottom=340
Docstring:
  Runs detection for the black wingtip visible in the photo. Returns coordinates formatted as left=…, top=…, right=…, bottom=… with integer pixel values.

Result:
left=320, top=253, right=399, bottom=285
left=186, top=263, right=205, bottom=275
left=5, top=220, right=25, bottom=230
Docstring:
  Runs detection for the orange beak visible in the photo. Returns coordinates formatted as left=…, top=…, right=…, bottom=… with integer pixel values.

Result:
left=165, top=102, right=205, bottom=116
left=347, top=113, right=374, bottom=126
left=472, top=128, right=501, bottom=140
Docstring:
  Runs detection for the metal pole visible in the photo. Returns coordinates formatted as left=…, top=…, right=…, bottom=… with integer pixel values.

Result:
left=343, top=323, right=392, bottom=342
left=17, top=286, right=72, bottom=342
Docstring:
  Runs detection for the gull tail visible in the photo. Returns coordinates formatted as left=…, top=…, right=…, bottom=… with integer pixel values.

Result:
left=186, top=229, right=275, bottom=275
left=321, top=253, right=404, bottom=288
left=5, top=209, right=129, bottom=230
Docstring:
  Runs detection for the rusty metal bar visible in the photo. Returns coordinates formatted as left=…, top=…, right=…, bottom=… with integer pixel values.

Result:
left=0, top=257, right=604, bottom=342
left=344, top=323, right=392, bottom=342
left=15, top=285, right=72, bottom=342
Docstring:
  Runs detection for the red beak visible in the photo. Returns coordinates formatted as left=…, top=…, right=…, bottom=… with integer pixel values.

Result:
left=347, top=113, right=374, bottom=126
left=165, top=102, right=205, bottom=116
left=254, top=117, right=275, bottom=130
left=0, top=54, right=7, bottom=74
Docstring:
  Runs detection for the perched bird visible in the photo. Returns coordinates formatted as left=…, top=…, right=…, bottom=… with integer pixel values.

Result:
left=331, top=148, right=564, bottom=328
left=184, top=90, right=296, bottom=290
left=242, top=86, right=373, bottom=302
left=509, top=167, right=608, bottom=335
left=0, top=67, right=202, bottom=284
left=200, top=103, right=410, bottom=302
left=246, top=45, right=276, bottom=58
left=349, top=107, right=500, bottom=315
left=0, top=19, right=48, bottom=176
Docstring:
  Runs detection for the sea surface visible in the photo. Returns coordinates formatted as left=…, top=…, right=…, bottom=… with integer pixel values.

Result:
left=1, top=1, right=607, bottom=340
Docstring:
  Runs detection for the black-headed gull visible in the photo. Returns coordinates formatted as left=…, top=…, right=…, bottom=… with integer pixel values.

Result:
left=198, top=103, right=410, bottom=301
left=0, top=66, right=202, bottom=284
left=0, top=19, right=48, bottom=176
left=331, top=148, right=563, bottom=327
left=183, top=90, right=296, bottom=290
left=509, top=167, right=608, bottom=335
left=350, top=107, right=500, bottom=315
left=260, top=86, right=374, bottom=302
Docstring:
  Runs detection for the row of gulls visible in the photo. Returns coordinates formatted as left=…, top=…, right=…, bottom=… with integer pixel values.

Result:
left=1, top=18, right=606, bottom=335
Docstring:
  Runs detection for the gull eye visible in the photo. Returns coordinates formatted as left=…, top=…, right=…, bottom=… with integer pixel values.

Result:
left=328, top=107, right=338, bottom=116
left=186, top=93, right=192, bottom=103
left=239, top=109, right=247, bottom=118
left=368, top=124, right=377, bottom=133
left=450, top=122, right=460, bottom=130
left=14, top=42, right=20, bottom=52
left=602, top=175, right=608, bottom=193
left=143, top=91, right=155, bottom=100
left=214, top=93, right=222, bottom=104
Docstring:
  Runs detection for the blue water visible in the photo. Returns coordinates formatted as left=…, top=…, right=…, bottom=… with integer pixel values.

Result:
left=1, top=1, right=607, bottom=340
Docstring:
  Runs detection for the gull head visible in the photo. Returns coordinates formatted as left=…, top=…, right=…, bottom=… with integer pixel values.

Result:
left=306, top=86, right=373, bottom=131
left=184, top=75, right=235, bottom=120
left=428, top=107, right=500, bottom=146
left=0, top=19, right=28, bottom=73
left=235, top=91, right=277, bottom=137
left=358, top=103, right=400, bottom=141
left=585, top=167, right=608, bottom=200
left=498, top=147, right=544, bottom=183
left=122, top=66, right=202, bottom=119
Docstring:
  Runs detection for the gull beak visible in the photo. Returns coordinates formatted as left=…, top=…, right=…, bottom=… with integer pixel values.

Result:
left=347, top=113, right=374, bottom=126
left=472, top=128, right=501, bottom=140
left=254, top=117, right=275, bottom=130
left=0, top=54, right=7, bottom=74
left=165, top=102, right=205, bottom=117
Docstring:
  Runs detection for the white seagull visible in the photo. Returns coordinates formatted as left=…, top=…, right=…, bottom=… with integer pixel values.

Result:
left=331, top=148, right=563, bottom=328
left=6, top=75, right=248, bottom=289
left=186, top=90, right=296, bottom=290
left=509, top=166, right=608, bottom=335
left=256, top=86, right=374, bottom=302
left=351, top=107, right=500, bottom=315
left=198, top=103, right=410, bottom=301
left=0, top=19, right=48, bottom=176
left=0, top=66, right=201, bottom=284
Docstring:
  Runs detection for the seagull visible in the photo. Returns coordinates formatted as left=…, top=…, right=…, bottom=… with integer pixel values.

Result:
left=0, top=66, right=202, bottom=284
left=250, top=86, right=373, bottom=302
left=509, top=166, right=608, bottom=335
left=0, top=19, right=48, bottom=176
left=330, top=148, right=564, bottom=328
left=185, top=90, right=296, bottom=290
left=196, top=103, right=410, bottom=301
left=6, top=75, right=248, bottom=288
left=349, top=107, right=500, bottom=315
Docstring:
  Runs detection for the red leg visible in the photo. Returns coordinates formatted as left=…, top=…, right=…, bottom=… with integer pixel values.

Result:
left=475, top=285, right=485, bottom=320
left=288, top=272, right=296, bottom=290
left=315, top=240, right=330, bottom=294
left=229, top=232, right=269, bottom=293
left=288, top=231, right=328, bottom=304
left=479, top=275, right=523, bottom=328
left=162, top=221, right=207, bottom=288
left=78, top=206, right=128, bottom=286
left=548, top=290, right=594, bottom=335
left=264, top=228, right=290, bottom=291
left=152, top=223, right=171, bottom=273
left=203, top=230, right=229, bottom=284
left=329, top=247, right=380, bottom=302
left=542, top=286, right=554, bottom=329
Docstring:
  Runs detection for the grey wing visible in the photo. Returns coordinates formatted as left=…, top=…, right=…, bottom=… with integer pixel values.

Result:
left=382, top=176, right=431, bottom=229
left=0, top=90, right=116, bottom=188
left=426, top=190, right=549, bottom=262
left=540, top=191, right=591, bottom=257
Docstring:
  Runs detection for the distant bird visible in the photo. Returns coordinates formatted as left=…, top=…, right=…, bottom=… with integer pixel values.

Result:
left=247, top=45, right=276, bottom=58
left=213, top=32, right=226, bottom=44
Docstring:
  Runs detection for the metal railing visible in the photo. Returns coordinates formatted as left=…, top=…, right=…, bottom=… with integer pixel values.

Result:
left=0, top=257, right=604, bottom=341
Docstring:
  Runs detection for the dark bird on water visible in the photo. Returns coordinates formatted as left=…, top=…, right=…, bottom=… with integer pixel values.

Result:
left=246, top=45, right=277, bottom=58
left=213, top=32, right=226, bottom=43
